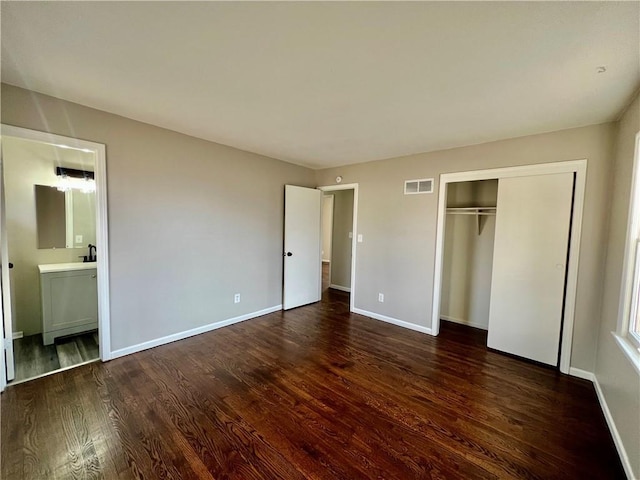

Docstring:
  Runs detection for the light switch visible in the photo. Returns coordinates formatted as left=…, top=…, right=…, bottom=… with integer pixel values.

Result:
left=357, top=234, right=363, bottom=243
left=348, top=232, right=353, bottom=238
left=75, top=235, right=83, bottom=244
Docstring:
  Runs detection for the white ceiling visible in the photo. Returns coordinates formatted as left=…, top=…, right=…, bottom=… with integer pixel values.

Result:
left=2, top=2, right=639, bottom=169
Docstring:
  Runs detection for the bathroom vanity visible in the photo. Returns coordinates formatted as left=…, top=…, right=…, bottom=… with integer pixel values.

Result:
left=38, top=262, right=98, bottom=345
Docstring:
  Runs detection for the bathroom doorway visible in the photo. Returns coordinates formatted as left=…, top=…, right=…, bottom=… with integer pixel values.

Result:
left=0, top=126, right=110, bottom=390
left=318, top=184, right=358, bottom=309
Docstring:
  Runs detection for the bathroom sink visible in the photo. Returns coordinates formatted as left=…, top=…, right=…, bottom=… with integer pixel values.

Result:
left=37, top=262, right=97, bottom=274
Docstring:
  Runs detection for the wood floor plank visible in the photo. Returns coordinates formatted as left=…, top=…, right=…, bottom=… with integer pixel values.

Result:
left=57, top=341, right=84, bottom=369
left=13, top=334, right=60, bottom=381
left=1, top=289, right=625, bottom=479
left=75, top=331, right=100, bottom=362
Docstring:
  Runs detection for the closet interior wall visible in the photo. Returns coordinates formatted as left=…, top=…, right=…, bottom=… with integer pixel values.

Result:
left=441, top=180, right=498, bottom=330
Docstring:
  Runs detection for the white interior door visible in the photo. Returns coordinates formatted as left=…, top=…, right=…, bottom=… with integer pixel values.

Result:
left=0, top=148, right=15, bottom=382
left=284, top=185, right=322, bottom=310
left=487, top=172, right=574, bottom=366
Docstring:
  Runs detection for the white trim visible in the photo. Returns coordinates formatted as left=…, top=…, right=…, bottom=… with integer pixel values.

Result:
left=568, top=367, right=595, bottom=382
left=353, top=307, right=432, bottom=335
left=0, top=124, right=112, bottom=367
left=612, top=332, right=640, bottom=376
left=329, top=284, right=351, bottom=293
left=592, top=375, right=636, bottom=480
left=440, top=315, right=488, bottom=331
left=12, top=331, right=23, bottom=340
left=567, top=368, right=634, bottom=478
left=431, top=159, right=587, bottom=374
left=110, top=305, right=282, bottom=359
left=568, top=367, right=635, bottom=478
left=318, top=183, right=359, bottom=314
left=616, top=133, right=640, bottom=350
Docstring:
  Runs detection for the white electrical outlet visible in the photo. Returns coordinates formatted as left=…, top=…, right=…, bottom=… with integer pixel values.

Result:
left=75, top=234, right=83, bottom=244
left=234, top=293, right=241, bottom=303
left=378, top=293, right=384, bottom=302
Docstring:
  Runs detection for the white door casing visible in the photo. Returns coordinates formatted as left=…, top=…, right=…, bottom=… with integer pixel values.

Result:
left=0, top=146, right=15, bottom=382
left=0, top=124, right=111, bottom=392
left=283, top=185, right=322, bottom=310
left=487, top=172, right=574, bottom=366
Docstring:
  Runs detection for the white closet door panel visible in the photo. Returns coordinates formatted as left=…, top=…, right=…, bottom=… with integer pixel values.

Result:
left=487, top=173, right=574, bottom=366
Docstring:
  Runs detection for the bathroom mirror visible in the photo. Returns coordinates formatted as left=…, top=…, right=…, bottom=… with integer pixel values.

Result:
left=35, top=185, right=96, bottom=249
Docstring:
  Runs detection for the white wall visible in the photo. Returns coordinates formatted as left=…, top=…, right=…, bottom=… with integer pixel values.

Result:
left=595, top=91, right=640, bottom=479
left=2, top=84, right=315, bottom=351
left=330, top=189, right=354, bottom=289
left=316, top=122, right=615, bottom=371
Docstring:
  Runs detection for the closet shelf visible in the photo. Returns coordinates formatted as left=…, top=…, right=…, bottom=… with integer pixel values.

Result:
left=446, top=207, right=496, bottom=234
left=446, top=207, right=496, bottom=215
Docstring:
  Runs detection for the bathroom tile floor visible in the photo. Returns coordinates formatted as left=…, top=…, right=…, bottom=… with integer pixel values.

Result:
left=10, top=330, right=99, bottom=383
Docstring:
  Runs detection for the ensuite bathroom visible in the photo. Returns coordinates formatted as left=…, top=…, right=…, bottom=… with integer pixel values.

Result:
left=2, top=135, right=100, bottom=384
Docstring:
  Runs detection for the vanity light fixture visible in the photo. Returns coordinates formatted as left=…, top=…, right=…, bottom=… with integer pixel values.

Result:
left=55, top=167, right=96, bottom=193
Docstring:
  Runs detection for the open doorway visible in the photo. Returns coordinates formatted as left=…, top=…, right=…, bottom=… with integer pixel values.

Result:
left=319, top=184, right=358, bottom=309
left=0, top=125, right=110, bottom=391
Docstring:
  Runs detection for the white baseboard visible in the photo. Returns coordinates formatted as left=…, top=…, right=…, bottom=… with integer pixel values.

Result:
left=568, top=367, right=595, bottom=382
left=110, top=305, right=282, bottom=359
left=352, top=308, right=432, bottom=335
left=440, top=315, right=488, bottom=331
left=329, top=284, right=351, bottom=293
left=12, top=331, right=23, bottom=340
left=592, top=375, right=635, bottom=479
left=568, top=367, right=634, bottom=479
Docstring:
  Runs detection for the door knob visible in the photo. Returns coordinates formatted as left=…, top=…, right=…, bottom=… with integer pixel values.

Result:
left=284, top=252, right=293, bottom=257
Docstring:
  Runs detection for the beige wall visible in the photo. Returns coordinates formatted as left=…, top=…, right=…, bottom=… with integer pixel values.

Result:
left=596, top=91, right=640, bottom=478
left=316, top=122, right=616, bottom=371
left=70, top=190, right=97, bottom=248
left=321, top=195, right=333, bottom=262
left=330, top=189, right=354, bottom=289
left=1, top=84, right=315, bottom=351
left=3, top=137, right=95, bottom=335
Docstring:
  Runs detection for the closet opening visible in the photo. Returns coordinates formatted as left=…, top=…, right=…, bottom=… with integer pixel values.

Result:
left=440, top=179, right=498, bottom=332
left=432, top=160, right=587, bottom=374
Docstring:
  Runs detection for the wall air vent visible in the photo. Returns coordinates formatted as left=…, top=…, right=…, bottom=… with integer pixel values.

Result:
left=404, top=178, right=434, bottom=195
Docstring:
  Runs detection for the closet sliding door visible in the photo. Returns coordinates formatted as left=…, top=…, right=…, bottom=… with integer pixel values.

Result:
left=487, top=173, right=574, bottom=366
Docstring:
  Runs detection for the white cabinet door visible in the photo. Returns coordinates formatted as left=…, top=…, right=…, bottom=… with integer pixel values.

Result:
left=283, top=185, right=322, bottom=310
left=487, top=173, right=574, bottom=366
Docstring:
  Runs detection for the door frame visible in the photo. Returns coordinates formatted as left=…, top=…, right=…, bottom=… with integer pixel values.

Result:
left=431, top=160, right=587, bottom=374
left=318, top=183, right=359, bottom=313
left=0, top=124, right=111, bottom=392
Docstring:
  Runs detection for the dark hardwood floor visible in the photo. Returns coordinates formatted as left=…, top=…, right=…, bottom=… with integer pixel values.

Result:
left=1, top=289, right=623, bottom=479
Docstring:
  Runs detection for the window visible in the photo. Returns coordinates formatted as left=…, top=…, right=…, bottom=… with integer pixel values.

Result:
left=626, top=240, right=640, bottom=349
left=616, top=131, right=640, bottom=372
